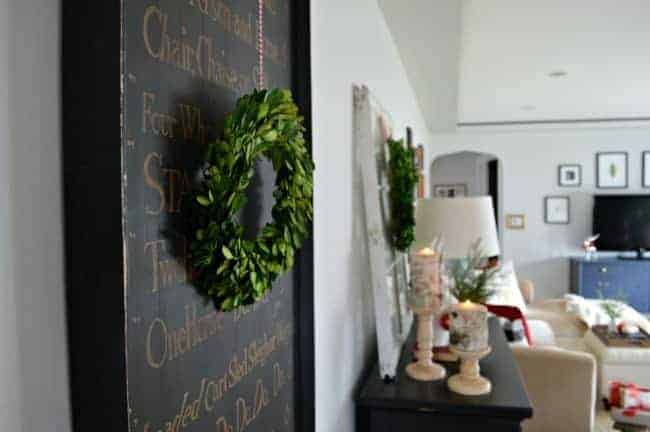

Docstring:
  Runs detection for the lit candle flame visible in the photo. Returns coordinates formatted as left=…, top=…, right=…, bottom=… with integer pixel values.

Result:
left=417, top=247, right=436, bottom=256
left=458, top=300, right=479, bottom=310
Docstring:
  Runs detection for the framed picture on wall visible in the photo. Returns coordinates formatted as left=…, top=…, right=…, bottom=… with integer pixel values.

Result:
left=545, top=196, right=570, bottom=224
left=417, top=174, right=425, bottom=198
left=433, top=184, right=467, bottom=198
left=414, top=145, right=424, bottom=170
left=643, top=151, right=650, bottom=188
left=558, top=164, right=582, bottom=187
left=506, top=214, right=526, bottom=230
left=597, top=152, right=628, bottom=189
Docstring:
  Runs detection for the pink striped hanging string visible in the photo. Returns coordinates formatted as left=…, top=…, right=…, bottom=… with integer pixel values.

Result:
left=257, top=0, right=265, bottom=89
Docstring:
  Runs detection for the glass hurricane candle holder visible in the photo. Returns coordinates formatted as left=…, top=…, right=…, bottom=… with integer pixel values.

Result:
left=406, top=248, right=446, bottom=382
left=449, top=301, right=489, bottom=352
left=447, top=301, right=491, bottom=395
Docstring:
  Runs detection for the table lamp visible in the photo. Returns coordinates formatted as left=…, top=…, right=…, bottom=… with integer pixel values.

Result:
left=412, top=197, right=500, bottom=259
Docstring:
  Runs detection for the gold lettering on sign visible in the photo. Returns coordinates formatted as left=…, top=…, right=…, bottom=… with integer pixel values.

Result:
left=142, top=92, right=178, bottom=139
left=144, top=237, right=190, bottom=293
left=272, top=362, right=288, bottom=397
left=144, top=153, right=165, bottom=215
left=178, top=103, right=207, bottom=143
left=143, top=152, right=191, bottom=215
left=212, top=380, right=271, bottom=432
left=235, top=380, right=270, bottom=432
left=143, top=5, right=253, bottom=92
left=186, top=0, right=286, bottom=67
left=215, top=417, right=233, bottom=432
left=146, top=303, right=226, bottom=369
left=143, top=346, right=293, bottom=431
left=142, top=91, right=209, bottom=145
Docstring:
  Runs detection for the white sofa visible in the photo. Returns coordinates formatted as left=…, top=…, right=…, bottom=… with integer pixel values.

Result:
left=512, top=279, right=650, bottom=432
left=512, top=344, right=596, bottom=432
left=489, top=268, right=598, bottom=432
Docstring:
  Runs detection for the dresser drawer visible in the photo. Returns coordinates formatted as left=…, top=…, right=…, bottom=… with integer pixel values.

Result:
left=582, top=263, right=624, bottom=280
left=581, top=264, right=623, bottom=297
left=573, top=260, right=650, bottom=313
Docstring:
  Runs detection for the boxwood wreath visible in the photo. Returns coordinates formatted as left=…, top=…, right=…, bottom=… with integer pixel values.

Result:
left=387, top=137, right=418, bottom=252
left=189, top=89, right=314, bottom=311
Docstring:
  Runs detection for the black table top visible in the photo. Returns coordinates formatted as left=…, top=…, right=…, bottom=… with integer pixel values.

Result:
left=357, top=317, right=533, bottom=421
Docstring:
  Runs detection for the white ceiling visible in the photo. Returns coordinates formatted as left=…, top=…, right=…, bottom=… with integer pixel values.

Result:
left=459, top=0, right=650, bottom=124
left=380, top=0, right=650, bottom=128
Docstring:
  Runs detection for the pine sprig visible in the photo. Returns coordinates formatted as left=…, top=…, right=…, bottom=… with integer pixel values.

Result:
left=449, top=240, right=500, bottom=303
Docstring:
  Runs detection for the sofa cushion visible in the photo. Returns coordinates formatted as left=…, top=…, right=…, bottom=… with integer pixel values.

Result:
left=514, top=319, right=556, bottom=346
left=526, top=299, right=588, bottom=339
left=565, top=294, right=650, bottom=334
left=489, top=261, right=527, bottom=313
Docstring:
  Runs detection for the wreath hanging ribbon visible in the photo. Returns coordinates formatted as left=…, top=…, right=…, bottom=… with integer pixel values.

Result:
left=190, top=88, right=314, bottom=311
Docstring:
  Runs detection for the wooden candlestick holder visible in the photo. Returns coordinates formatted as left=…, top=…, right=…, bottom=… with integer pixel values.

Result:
left=447, top=346, right=492, bottom=396
left=406, top=308, right=446, bottom=381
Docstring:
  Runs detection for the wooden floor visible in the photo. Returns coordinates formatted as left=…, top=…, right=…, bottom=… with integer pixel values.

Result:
left=595, top=409, right=616, bottom=432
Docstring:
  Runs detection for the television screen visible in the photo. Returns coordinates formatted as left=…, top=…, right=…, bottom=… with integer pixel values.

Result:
left=593, top=195, right=650, bottom=251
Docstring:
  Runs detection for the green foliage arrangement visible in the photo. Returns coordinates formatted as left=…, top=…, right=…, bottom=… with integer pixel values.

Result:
left=598, top=289, right=627, bottom=321
left=387, top=137, right=418, bottom=251
left=189, top=89, right=314, bottom=311
left=449, top=240, right=501, bottom=303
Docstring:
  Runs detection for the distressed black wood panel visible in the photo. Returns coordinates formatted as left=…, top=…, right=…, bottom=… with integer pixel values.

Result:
left=63, top=1, right=312, bottom=431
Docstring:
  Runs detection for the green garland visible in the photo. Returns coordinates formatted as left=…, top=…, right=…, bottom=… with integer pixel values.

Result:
left=189, top=89, right=314, bottom=311
left=387, top=137, right=418, bottom=252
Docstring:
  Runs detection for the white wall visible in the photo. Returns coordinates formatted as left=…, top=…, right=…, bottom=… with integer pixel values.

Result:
left=432, top=126, right=650, bottom=299
left=311, top=1, right=431, bottom=431
left=0, top=0, right=70, bottom=431
left=459, top=0, right=650, bottom=124
left=378, top=0, right=462, bottom=131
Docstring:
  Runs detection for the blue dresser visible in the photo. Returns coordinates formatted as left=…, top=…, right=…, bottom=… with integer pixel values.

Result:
left=570, top=258, right=650, bottom=313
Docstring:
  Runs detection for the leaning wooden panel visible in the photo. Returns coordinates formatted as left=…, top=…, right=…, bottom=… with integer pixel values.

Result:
left=353, top=85, right=412, bottom=380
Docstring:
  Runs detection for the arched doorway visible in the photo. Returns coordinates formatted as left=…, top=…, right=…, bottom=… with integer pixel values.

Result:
left=430, top=151, right=503, bottom=236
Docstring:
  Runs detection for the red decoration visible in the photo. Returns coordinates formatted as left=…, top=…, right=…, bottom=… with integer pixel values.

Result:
left=439, top=313, right=450, bottom=330
left=609, top=381, right=650, bottom=419
left=484, top=304, right=533, bottom=346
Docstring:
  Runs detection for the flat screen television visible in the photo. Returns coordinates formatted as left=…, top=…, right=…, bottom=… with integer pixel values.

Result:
left=593, top=195, right=650, bottom=252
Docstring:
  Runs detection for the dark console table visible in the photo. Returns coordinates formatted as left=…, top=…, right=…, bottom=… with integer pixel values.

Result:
left=570, top=258, right=650, bottom=313
left=356, top=318, right=532, bottom=432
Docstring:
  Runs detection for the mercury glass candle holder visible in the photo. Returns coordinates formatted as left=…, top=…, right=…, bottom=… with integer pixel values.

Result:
left=447, top=301, right=491, bottom=395
left=449, top=301, right=489, bottom=352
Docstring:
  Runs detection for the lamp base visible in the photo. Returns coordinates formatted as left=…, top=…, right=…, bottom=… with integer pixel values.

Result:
left=447, top=346, right=492, bottom=396
left=406, top=361, right=446, bottom=381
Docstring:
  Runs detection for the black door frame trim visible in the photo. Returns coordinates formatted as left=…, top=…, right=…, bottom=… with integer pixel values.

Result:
left=292, top=1, right=315, bottom=431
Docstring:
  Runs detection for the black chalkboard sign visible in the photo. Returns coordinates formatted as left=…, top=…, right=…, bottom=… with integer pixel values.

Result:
left=62, top=1, right=313, bottom=431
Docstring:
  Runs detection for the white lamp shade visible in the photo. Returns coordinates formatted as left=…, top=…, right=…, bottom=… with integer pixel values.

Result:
left=413, top=197, right=500, bottom=258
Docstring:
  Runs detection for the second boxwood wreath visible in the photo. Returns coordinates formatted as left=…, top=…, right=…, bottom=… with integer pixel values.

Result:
left=387, top=137, right=418, bottom=252
left=190, top=89, right=314, bottom=311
